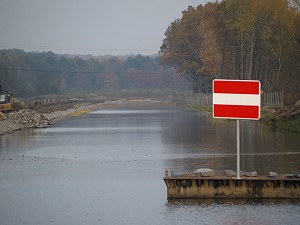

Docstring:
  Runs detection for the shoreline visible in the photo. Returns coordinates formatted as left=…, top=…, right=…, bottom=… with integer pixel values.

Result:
left=183, top=104, right=300, bottom=134
left=0, top=102, right=104, bottom=136
left=3, top=99, right=298, bottom=136
left=0, top=99, right=172, bottom=136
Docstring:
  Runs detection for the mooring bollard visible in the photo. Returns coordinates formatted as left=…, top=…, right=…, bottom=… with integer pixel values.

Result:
left=171, top=169, right=174, bottom=177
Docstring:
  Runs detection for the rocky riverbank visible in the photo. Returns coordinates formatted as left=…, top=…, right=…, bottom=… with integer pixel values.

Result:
left=261, top=102, right=300, bottom=133
left=184, top=100, right=300, bottom=133
left=0, top=100, right=104, bottom=136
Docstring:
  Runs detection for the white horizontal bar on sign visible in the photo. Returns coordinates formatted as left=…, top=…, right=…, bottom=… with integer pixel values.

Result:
left=213, top=93, right=260, bottom=106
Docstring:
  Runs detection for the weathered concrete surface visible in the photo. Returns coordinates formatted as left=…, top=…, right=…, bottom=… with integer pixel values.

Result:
left=164, top=175, right=300, bottom=199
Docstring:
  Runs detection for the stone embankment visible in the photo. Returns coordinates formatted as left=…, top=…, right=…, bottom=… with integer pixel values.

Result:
left=0, top=101, right=103, bottom=136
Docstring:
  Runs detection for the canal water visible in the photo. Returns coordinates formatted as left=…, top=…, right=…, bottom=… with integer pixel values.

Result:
left=0, top=102, right=299, bottom=225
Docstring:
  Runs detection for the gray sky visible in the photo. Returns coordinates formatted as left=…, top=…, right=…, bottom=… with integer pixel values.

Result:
left=0, top=0, right=209, bottom=55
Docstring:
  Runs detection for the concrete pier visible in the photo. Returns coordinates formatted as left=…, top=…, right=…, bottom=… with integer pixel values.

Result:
left=164, top=175, right=300, bottom=199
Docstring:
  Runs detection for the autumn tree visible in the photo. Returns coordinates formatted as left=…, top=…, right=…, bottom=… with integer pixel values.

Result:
left=160, top=6, right=209, bottom=93
left=160, top=0, right=300, bottom=102
left=198, top=3, right=222, bottom=77
left=218, top=0, right=300, bottom=97
left=160, top=3, right=232, bottom=93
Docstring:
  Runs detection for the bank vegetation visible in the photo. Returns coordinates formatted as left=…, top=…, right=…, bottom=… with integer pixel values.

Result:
left=0, top=51, right=189, bottom=98
left=160, top=0, right=300, bottom=106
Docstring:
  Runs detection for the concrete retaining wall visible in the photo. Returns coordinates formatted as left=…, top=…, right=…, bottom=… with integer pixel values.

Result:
left=164, top=176, right=300, bottom=199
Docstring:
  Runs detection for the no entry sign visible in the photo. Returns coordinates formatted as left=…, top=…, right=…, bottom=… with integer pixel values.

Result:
left=213, top=79, right=261, bottom=120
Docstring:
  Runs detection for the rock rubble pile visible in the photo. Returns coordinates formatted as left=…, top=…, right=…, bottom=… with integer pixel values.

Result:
left=0, top=101, right=102, bottom=136
left=0, top=111, right=6, bottom=121
left=8, top=109, right=52, bottom=129
left=194, top=168, right=215, bottom=177
left=225, top=169, right=258, bottom=177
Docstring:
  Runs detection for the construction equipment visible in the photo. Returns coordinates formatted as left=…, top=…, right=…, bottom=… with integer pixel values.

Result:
left=0, top=84, right=14, bottom=112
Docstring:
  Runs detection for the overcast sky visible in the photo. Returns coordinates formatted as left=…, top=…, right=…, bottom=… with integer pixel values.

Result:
left=0, top=0, right=210, bottom=55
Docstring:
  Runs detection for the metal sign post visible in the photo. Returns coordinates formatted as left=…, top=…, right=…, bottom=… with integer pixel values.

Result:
left=236, top=119, right=240, bottom=179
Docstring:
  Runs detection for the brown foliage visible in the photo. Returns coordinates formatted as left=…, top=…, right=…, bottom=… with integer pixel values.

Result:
left=160, top=0, right=300, bottom=97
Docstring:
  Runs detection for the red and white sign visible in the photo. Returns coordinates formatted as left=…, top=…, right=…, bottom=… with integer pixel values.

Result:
left=213, top=79, right=261, bottom=120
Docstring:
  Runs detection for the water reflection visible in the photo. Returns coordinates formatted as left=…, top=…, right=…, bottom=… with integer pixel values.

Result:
left=162, top=108, right=300, bottom=175
left=40, top=126, right=161, bottom=133
left=0, top=103, right=299, bottom=225
left=90, top=109, right=169, bottom=114
left=165, top=199, right=300, bottom=225
left=166, top=188, right=300, bottom=225
left=1, top=103, right=299, bottom=174
left=0, top=129, right=44, bottom=158
left=167, top=198, right=300, bottom=206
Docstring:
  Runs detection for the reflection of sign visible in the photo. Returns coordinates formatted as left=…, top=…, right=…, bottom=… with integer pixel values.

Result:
left=213, top=79, right=261, bottom=120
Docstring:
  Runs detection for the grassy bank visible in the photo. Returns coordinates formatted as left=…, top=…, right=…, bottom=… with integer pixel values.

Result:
left=276, top=116, right=300, bottom=133
left=183, top=104, right=213, bottom=114
left=261, top=109, right=300, bottom=133
left=183, top=103, right=300, bottom=134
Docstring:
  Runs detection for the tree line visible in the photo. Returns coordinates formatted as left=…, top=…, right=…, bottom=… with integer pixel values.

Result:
left=160, top=0, right=300, bottom=102
left=0, top=49, right=189, bottom=98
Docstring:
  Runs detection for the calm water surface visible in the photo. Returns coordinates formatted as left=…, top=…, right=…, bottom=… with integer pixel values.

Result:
left=0, top=102, right=300, bottom=225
